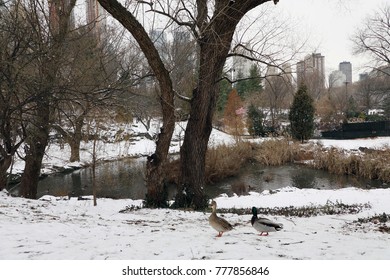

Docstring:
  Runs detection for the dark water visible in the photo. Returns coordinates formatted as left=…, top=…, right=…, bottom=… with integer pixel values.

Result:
left=8, top=158, right=387, bottom=200
left=207, top=163, right=386, bottom=198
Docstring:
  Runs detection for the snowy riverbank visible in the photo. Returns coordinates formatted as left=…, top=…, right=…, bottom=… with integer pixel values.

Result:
left=1, top=185, right=389, bottom=260
left=2, top=121, right=390, bottom=260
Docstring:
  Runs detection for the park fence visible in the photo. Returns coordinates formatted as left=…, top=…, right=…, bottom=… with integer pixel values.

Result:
left=321, top=120, right=390, bottom=139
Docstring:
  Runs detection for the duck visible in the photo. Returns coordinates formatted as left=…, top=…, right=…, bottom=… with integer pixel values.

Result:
left=251, top=206, right=283, bottom=236
left=209, top=200, right=233, bottom=237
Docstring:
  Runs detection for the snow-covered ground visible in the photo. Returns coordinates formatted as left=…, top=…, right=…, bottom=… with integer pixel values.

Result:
left=8, top=119, right=390, bottom=177
left=1, top=121, right=390, bottom=260
left=9, top=120, right=238, bottom=176
left=1, top=186, right=389, bottom=260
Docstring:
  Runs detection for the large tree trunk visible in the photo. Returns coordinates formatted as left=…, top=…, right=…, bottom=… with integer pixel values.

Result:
left=0, top=154, right=12, bottom=190
left=174, top=1, right=273, bottom=210
left=174, top=45, right=229, bottom=209
left=19, top=140, right=47, bottom=199
left=174, top=17, right=240, bottom=210
left=54, top=114, right=84, bottom=162
left=97, top=0, right=274, bottom=209
left=20, top=102, right=50, bottom=199
left=69, top=114, right=84, bottom=162
left=0, top=125, right=25, bottom=190
left=69, top=139, right=81, bottom=162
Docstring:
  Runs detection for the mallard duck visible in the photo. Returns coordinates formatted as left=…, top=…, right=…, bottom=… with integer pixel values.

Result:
left=209, top=200, right=233, bottom=237
left=251, top=206, right=283, bottom=236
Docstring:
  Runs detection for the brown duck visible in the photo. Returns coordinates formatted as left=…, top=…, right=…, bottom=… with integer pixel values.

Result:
left=209, top=200, right=233, bottom=237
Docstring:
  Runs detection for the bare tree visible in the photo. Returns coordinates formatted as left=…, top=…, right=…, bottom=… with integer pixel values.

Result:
left=355, top=76, right=383, bottom=113
left=17, top=0, right=77, bottom=198
left=316, top=76, right=346, bottom=129
left=264, top=73, right=293, bottom=130
left=52, top=24, right=130, bottom=162
left=96, top=0, right=176, bottom=208
left=98, top=0, right=285, bottom=209
left=353, top=4, right=390, bottom=74
left=0, top=1, right=29, bottom=189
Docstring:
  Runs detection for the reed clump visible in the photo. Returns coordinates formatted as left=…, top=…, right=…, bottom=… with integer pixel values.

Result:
left=166, top=139, right=390, bottom=186
left=310, top=147, right=390, bottom=183
left=205, top=141, right=254, bottom=183
left=205, top=139, right=302, bottom=183
left=252, top=139, right=301, bottom=166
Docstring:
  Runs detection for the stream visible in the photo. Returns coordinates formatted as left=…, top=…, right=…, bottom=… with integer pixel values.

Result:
left=13, top=157, right=386, bottom=200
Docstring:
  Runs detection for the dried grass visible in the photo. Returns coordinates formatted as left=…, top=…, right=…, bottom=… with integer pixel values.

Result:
left=252, top=139, right=300, bottom=166
left=166, top=139, right=390, bottom=186
left=205, top=142, right=254, bottom=184
left=310, top=147, right=390, bottom=183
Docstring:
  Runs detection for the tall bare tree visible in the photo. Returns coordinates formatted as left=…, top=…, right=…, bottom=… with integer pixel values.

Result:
left=353, top=4, right=390, bottom=118
left=98, top=0, right=282, bottom=209
left=264, top=73, right=293, bottom=129
left=52, top=24, right=129, bottom=162
left=96, top=0, right=175, bottom=207
left=353, top=4, right=390, bottom=74
left=18, top=0, right=77, bottom=198
left=0, top=1, right=30, bottom=189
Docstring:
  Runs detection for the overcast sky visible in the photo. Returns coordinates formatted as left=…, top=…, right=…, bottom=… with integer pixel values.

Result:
left=274, top=0, right=388, bottom=82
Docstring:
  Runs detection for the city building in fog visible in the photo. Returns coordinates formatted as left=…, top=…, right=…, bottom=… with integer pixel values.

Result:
left=86, top=0, right=107, bottom=39
left=296, top=53, right=325, bottom=88
left=48, top=0, right=75, bottom=33
left=231, top=44, right=253, bottom=80
left=339, top=61, right=352, bottom=84
left=329, top=70, right=346, bottom=87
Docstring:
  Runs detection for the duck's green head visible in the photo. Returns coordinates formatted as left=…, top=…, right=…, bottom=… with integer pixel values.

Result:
left=251, top=207, right=258, bottom=216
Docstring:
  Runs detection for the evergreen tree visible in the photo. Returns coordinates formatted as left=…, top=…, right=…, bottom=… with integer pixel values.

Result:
left=346, top=95, right=359, bottom=119
left=289, top=85, right=315, bottom=142
left=235, top=64, right=262, bottom=98
left=217, top=78, right=232, bottom=112
left=246, top=64, right=263, bottom=93
left=235, top=70, right=247, bottom=98
left=247, top=104, right=264, bottom=136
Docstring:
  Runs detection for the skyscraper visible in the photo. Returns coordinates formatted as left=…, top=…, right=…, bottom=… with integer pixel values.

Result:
left=329, top=70, right=346, bottom=87
left=231, top=44, right=253, bottom=80
left=296, top=53, right=325, bottom=88
left=339, top=61, right=352, bottom=84
left=48, top=0, right=75, bottom=33
left=86, top=0, right=106, bottom=39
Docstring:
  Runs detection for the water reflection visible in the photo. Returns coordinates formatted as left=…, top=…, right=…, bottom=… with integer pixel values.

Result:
left=210, top=163, right=386, bottom=197
left=37, top=158, right=146, bottom=199
left=291, top=169, right=316, bottom=189
left=33, top=158, right=386, bottom=200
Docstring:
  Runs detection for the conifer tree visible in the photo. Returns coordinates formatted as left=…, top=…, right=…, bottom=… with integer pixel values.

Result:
left=289, top=85, right=315, bottom=142
left=246, top=64, right=263, bottom=94
left=217, top=79, right=232, bottom=112
left=235, top=64, right=262, bottom=98
left=247, top=104, right=264, bottom=136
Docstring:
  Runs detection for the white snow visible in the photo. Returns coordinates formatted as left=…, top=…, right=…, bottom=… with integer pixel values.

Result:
left=1, top=122, right=390, bottom=261
left=311, top=137, right=390, bottom=150
left=0, top=186, right=389, bottom=260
